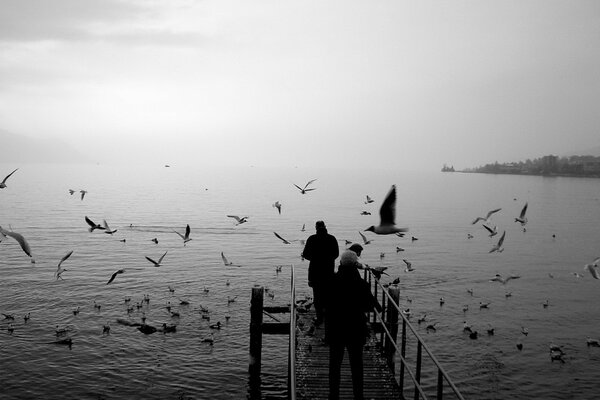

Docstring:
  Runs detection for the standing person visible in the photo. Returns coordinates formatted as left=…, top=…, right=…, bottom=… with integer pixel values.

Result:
left=327, top=250, right=381, bottom=400
left=302, top=220, right=339, bottom=326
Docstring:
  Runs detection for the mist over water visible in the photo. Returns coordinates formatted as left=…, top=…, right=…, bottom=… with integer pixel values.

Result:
left=1, top=164, right=600, bottom=399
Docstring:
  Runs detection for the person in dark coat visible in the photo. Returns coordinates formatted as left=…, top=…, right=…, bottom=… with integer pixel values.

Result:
left=302, top=220, right=339, bottom=326
left=326, top=250, right=381, bottom=400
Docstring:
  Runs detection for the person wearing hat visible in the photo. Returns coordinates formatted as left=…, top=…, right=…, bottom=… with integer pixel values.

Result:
left=301, top=220, right=339, bottom=326
left=348, top=243, right=363, bottom=257
left=326, top=250, right=380, bottom=400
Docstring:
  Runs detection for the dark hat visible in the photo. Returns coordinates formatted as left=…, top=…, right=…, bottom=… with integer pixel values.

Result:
left=315, top=220, right=326, bottom=229
left=348, top=243, right=363, bottom=254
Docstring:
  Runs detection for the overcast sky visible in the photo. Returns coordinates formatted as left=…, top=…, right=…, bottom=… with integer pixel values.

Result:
left=1, top=0, right=599, bottom=170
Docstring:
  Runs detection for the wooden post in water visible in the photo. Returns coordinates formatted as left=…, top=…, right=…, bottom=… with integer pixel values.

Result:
left=249, top=286, right=264, bottom=377
left=385, top=286, right=400, bottom=370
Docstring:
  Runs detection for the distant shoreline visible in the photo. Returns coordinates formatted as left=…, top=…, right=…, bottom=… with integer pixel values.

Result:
left=448, top=170, right=600, bottom=179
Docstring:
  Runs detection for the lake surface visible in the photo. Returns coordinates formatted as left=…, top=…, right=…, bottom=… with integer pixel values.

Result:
left=1, top=164, right=599, bottom=399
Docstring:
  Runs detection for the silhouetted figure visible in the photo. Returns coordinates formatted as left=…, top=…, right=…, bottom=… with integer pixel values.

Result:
left=302, top=220, right=339, bottom=326
left=327, top=250, right=380, bottom=400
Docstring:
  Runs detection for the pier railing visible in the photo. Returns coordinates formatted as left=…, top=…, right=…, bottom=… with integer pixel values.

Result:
left=364, top=269, right=465, bottom=400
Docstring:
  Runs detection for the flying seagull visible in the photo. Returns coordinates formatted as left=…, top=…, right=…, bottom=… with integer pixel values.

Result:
left=273, top=201, right=282, bottom=214
left=107, top=269, right=125, bottom=284
left=489, top=273, right=520, bottom=284
left=515, top=202, right=528, bottom=226
left=0, top=225, right=35, bottom=262
left=471, top=208, right=501, bottom=225
left=0, top=168, right=18, bottom=189
left=489, top=231, right=506, bottom=253
left=403, top=259, right=414, bottom=272
left=364, top=195, right=374, bottom=204
left=273, top=232, right=291, bottom=244
left=85, top=216, right=105, bottom=232
left=146, top=251, right=168, bottom=267
left=365, top=185, right=409, bottom=235
left=55, top=250, right=73, bottom=280
left=227, top=215, right=248, bottom=225
left=80, top=190, right=87, bottom=200
left=358, top=231, right=372, bottom=245
left=293, top=179, right=317, bottom=194
left=221, top=252, right=241, bottom=267
left=174, top=224, right=192, bottom=245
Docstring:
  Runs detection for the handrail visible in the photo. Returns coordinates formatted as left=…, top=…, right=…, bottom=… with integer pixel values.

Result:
left=366, top=270, right=465, bottom=400
left=289, top=264, right=297, bottom=400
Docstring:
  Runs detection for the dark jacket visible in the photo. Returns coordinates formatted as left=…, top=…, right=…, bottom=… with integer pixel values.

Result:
left=326, top=264, right=381, bottom=345
left=302, top=228, right=339, bottom=286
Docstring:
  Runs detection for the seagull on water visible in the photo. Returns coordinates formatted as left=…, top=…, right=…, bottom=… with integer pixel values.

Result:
left=273, top=232, right=291, bottom=244
left=221, top=252, right=241, bottom=267
left=293, top=179, right=317, bottom=194
left=489, top=231, right=506, bottom=253
left=85, top=216, right=105, bottom=232
left=584, top=257, right=600, bottom=279
left=0, top=168, right=18, bottom=189
left=55, top=250, right=73, bottom=280
left=103, top=220, right=117, bottom=235
left=227, top=215, right=248, bottom=225
left=146, top=251, right=168, bottom=267
left=0, top=225, right=35, bottom=263
left=365, top=185, right=409, bottom=235
left=173, top=224, right=192, bottom=245
left=471, top=208, right=501, bottom=225
left=515, top=202, right=528, bottom=226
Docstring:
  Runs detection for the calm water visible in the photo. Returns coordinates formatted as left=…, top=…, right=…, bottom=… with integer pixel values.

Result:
left=1, top=164, right=600, bottom=399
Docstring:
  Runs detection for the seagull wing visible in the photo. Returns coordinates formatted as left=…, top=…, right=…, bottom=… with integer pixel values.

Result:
left=58, top=250, right=74, bottom=268
left=227, top=215, right=241, bottom=223
left=497, top=231, right=506, bottom=247
left=379, top=185, right=397, bottom=225
left=2, top=230, right=32, bottom=257
left=486, top=208, right=502, bottom=219
left=359, top=231, right=368, bottom=243
left=293, top=184, right=303, bottom=192
left=471, top=217, right=485, bottom=225
left=305, top=179, right=317, bottom=187
left=184, top=224, right=191, bottom=240
left=273, top=232, right=290, bottom=244
left=85, top=216, right=97, bottom=228
left=173, top=229, right=185, bottom=240
left=145, top=256, right=158, bottom=266
left=519, top=203, right=528, bottom=219
left=107, top=269, right=124, bottom=284
left=482, top=224, right=494, bottom=234
left=1, top=168, right=18, bottom=184
left=221, top=252, right=230, bottom=265
left=158, top=251, right=168, bottom=264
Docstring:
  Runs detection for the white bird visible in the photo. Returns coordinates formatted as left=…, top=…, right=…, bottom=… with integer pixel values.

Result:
left=55, top=250, right=73, bottom=280
left=471, top=208, right=501, bottom=225
left=146, top=251, right=168, bottom=267
left=221, top=252, right=241, bottom=267
left=173, top=224, right=192, bottom=245
left=273, top=201, right=282, bottom=214
left=482, top=224, right=498, bottom=237
left=365, top=185, right=409, bottom=235
left=489, top=231, right=506, bottom=253
left=489, top=273, right=520, bottom=284
left=0, top=225, right=35, bottom=262
left=273, top=232, right=291, bottom=244
left=515, top=202, right=528, bottom=226
left=364, top=195, right=374, bottom=204
left=584, top=257, right=600, bottom=279
left=85, top=216, right=105, bottom=232
left=227, top=215, right=248, bottom=225
left=103, top=220, right=117, bottom=235
left=0, top=168, right=18, bottom=188
left=358, top=231, right=372, bottom=245
left=293, top=179, right=317, bottom=194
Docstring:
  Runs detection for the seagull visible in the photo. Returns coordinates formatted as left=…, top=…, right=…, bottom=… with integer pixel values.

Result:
left=173, top=224, right=192, bottom=245
left=364, top=195, right=374, bottom=204
left=365, top=265, right=388, bottom=279
left=273, top=231, right=291, bottom=244
left=301, top=224, right=305, bottom=232
left=482, top=224, right=498, bottom=237
left=273, top=201, right=282, bottom=214
left=403, top=259, right=414, bottom=272
left=360, top=211, right=371, bottom=215
left=489, top=231, right=506, bottom=253
left=0, top=226, right=35, bottom=262
left=227, top=215, right=248, bottom=225
left=221, top=252, right=241, bottom=267
left=80, top=190, right=87, bottom=200
left=584, top=257, right=600, bottom=279
left=103, top=220, right=117, bottom=235
left=365, top=185, right=409, bottom=235
left=515, top=202, right=528, bottom=226
left=146, top=251, right=168, bottom=267
left=396, top=246, right=405, bottom=252
left=471, top=208, right=501, bottom=225
left=0, top=168, right=18, bottom=189
left=68, top=189, right=75, bottom=195
left=85, top=216, right=105, bottom=232
left=358, top=231, right=372, bottom=245
left=293, top=179, right=317, bottom=194
left=489, top=274, right=520, bottom=284
left=106, top=269, right=125, bottom=284
left=55, top=250, right=73, bottom=280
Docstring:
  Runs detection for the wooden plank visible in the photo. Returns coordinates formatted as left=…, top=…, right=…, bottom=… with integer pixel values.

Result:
left=295, top=309, right=402, bottom=400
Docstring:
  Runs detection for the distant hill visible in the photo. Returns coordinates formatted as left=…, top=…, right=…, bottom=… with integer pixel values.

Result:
left=0, top=130, right=91, bottom=164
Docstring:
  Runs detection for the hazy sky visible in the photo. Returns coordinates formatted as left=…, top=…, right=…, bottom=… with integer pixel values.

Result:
left=1, top=0, right=599, bottom=170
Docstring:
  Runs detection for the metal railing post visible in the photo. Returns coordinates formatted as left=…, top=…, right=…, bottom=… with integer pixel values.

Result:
left=414, top=341, right=423, bottom=400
